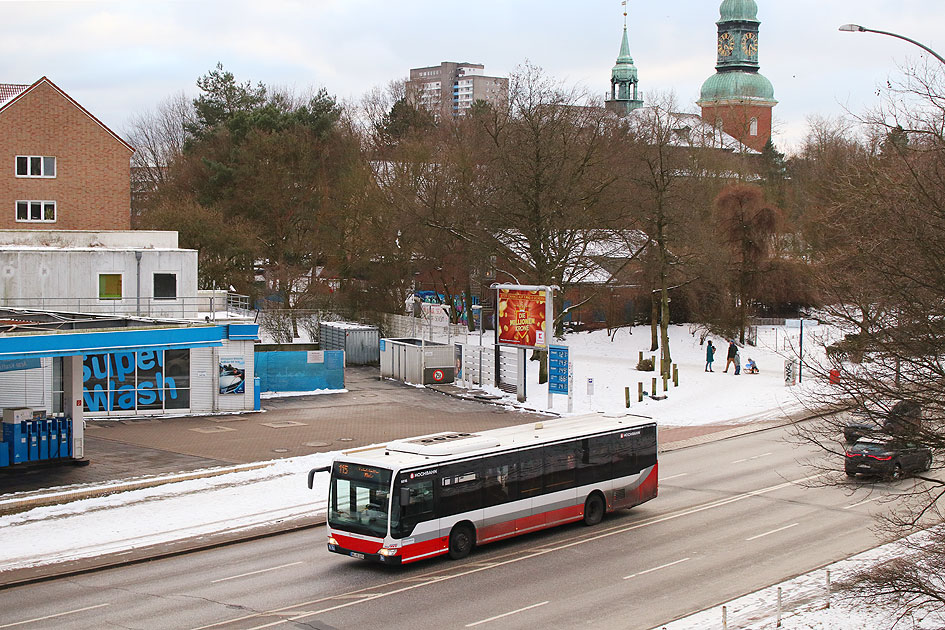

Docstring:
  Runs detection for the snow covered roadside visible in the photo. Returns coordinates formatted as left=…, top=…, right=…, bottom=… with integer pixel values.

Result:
left=0, top=454, right=334, bottom=572
left=652, top=527, right=945, bottom=630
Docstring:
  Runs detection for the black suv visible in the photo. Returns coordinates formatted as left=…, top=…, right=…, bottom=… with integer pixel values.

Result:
left=845, top=438, right=933, bottom=479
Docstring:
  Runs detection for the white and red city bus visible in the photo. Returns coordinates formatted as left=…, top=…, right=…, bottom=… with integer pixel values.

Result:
left=307, top=413, right=658, bottom=565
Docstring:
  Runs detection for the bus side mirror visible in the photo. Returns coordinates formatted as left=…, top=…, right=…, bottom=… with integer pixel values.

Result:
left=308, top=466, right=331, bottom=489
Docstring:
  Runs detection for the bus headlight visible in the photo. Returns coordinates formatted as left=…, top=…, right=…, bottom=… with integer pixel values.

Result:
left=328, top=537, right=339, bottom=546
left=378, top=548, right=399, bottom=557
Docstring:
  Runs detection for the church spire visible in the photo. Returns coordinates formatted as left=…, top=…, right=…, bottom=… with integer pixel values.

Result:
left=605, top=1, right=643, bottom=116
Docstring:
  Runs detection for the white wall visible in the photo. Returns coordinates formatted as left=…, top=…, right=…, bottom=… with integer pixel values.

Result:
left=191, top=340, right=256, bottom=414
left=0, top=359, right=53, bottom=412
left=0, top=248, right=199, bottom=318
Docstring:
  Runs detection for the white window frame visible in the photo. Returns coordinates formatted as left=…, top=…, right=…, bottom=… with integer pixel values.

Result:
left=15, top=200, right=57, bottom=223
left=749, top=117, right=759, bottom=136
left=15, top=155, right=56, bottom=178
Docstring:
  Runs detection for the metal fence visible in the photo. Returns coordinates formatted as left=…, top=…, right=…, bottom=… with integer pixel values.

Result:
left=379, top=312, right=470, bottom=345
left=0, top=293, right=250, bottom=319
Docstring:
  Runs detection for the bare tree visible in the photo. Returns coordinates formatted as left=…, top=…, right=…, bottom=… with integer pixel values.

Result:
left=125, top=92, right=195, bottom=221
left=714, top=183, right=782, bottom=342
left=788, top=62, right=945, bottom=614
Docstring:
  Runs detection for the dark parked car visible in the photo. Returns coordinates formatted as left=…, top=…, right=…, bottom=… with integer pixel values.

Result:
left=843, top=417, right=882, bottom=443
left=843, top=400, right=924, bottom=443
left=845, top=437, right=933, bottom=479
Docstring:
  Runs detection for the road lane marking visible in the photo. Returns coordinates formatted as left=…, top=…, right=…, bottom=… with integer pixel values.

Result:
left=465, top=601, right=549, bottom=627
left=211, top=562, right=304, bottom=583
left=746, top=523, right=799, bottom=541
left=192, top=473, right=824, bottom=630
left=732, top=452, right=773, bottom=464
left=844, top=496, right=878, bottom=510
left=0, top=604, right=110, bottom=629
left=623, top=557, right=690, bottom=580
left=661, top=473, right=688, bottom=481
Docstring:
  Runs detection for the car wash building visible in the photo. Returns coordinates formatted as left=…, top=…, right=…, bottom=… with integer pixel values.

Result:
left=0, top=310, right=258, bottom=468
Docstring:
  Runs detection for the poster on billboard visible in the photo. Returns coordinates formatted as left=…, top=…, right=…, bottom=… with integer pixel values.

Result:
left=219, top=357, right=246, bottom=395
left=496, top=286, right=553, bottom=349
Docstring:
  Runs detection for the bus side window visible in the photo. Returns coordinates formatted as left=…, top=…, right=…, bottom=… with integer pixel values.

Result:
left=613, top=433, right=635, bottom=477
left=543, top=441, right=579, bottom=492
left=577, top=435, right=613, bottom=485
left=482, top=456, right=513, bottom=507
left=634, top=425, right=658, bottom=471
left=517, top=449, right=543, bottom=498
left=439, top=464, right=483, bottom=517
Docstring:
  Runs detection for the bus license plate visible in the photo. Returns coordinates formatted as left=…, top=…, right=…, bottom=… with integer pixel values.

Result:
left=350, top=552, right=365, bottom=559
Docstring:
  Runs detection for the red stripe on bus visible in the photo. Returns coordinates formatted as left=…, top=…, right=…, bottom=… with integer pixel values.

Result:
left=400, top=537, right=449, bottom=563
left=333, top=533, right=383, bottom=554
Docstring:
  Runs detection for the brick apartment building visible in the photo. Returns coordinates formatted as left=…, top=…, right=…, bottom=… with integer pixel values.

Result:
left=0, top=76, right=134, bottom=231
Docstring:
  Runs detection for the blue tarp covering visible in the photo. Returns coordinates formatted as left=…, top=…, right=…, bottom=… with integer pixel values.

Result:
left=255, top=350, right=345, bottom=392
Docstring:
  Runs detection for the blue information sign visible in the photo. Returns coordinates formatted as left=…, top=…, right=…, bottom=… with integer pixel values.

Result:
left=548, top=345, right=569, bottom=395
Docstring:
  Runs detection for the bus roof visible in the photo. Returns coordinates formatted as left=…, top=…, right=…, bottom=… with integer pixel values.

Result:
left=337, top=412, right=655, bottom=472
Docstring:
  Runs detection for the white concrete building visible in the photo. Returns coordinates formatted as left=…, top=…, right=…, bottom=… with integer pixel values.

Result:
left=0, top=230, right=207, bottom=318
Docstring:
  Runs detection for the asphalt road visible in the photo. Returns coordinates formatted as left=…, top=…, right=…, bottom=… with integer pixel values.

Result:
left=0, top=423, right=922, bottom=630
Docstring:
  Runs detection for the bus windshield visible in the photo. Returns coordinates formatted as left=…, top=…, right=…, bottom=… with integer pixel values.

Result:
left=328, top=462, right=392, bottom=538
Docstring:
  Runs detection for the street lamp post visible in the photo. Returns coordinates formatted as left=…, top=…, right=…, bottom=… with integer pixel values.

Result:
left=839, top=24, right=945, bottom=66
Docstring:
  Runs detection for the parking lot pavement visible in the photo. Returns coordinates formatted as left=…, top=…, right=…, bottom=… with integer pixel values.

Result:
left=0, top=367, right=548, bottom=496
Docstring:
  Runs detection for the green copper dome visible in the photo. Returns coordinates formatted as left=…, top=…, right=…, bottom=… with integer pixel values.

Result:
left=719, top=0, right=758, bottom=22
left=699, top=70, right=775, bottom=102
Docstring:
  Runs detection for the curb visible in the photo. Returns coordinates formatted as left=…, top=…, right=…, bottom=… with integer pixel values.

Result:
left=0, top=462, right=274, bottom=517
left=0, top=515, right=324, bottom=590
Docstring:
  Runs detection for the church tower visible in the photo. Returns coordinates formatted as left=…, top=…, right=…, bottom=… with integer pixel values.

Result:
left=697, top=0, right=776, bottom=151
left=605, top=5, right=643, bottom=116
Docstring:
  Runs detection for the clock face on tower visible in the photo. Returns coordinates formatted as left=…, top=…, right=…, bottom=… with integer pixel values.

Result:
left=718, top=32, right=735, bottom=56
left=742, top=32, right=758, bottom=57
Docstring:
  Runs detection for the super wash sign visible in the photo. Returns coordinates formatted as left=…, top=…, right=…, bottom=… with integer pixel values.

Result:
left=497, top=289, right=547, bottom=348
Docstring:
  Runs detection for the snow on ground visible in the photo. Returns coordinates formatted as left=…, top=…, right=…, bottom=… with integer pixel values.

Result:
left=463, top=323, right=831, bottom=425
left=0, top=454, right=334, bottom=571
left=4, top=322, right=913, bottom=630
left=260, top=388, right=347, bottom=399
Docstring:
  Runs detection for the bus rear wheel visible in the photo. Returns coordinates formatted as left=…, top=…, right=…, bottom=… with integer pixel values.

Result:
left=583, top=494, right=605, bottom=526
left=448, top=524, right=475, bottom=560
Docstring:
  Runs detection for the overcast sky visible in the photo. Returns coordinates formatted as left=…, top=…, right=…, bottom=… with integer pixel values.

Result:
left=2, top=0, right=943, bottom=153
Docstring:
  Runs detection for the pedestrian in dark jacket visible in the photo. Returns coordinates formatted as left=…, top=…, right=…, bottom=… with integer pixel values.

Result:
left=705, top=341, right=715, bottom=372
left=723, top=340, right=738, bottom=373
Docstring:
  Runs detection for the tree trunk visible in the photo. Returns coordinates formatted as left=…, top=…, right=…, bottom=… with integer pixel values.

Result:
left=650, top=293, right=659, bottom=352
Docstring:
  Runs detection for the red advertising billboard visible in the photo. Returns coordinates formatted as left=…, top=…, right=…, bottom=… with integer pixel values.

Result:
left=497, top=288, right=548, bottom=348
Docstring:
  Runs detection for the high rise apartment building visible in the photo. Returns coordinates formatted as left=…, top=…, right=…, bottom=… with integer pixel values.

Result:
left=406, top=62, right=508, bottom=118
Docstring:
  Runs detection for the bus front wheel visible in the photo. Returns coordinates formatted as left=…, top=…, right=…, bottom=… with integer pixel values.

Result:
left=583, top=494, right=605, bottom=526
left=448, top=524, right=475, bottom=560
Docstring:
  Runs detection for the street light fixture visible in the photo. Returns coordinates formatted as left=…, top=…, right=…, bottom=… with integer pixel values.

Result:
left=839, top=24, right=945, bottom=66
